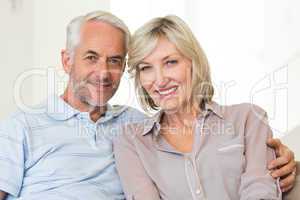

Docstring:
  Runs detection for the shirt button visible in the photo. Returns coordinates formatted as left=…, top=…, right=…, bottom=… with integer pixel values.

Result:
left=195, top=189, right=201, bottom=195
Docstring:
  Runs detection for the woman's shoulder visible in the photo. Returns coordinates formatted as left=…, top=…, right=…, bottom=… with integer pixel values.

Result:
left=113, top=113, right=156, bottom=145
left=209, top=101, right=267, bottom=120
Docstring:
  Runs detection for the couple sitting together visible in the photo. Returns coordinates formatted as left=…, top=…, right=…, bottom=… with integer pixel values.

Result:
left=0, top=10, right=297, bottom=200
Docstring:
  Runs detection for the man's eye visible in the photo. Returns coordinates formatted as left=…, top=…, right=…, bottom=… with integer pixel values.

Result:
left=86, top=55, right=97, bottom=62
left=111, top=59, right=121, bottom=64
left=108, top=58, right=122, bottom=66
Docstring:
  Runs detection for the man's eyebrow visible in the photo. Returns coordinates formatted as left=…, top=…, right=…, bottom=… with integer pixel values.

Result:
left=84, top=50, right=99, bottom=56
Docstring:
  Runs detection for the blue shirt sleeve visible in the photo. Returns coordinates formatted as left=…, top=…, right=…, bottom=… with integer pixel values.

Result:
left=0, top=112, right=26, bottom=197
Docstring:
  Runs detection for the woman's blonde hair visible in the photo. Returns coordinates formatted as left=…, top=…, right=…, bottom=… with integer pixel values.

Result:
left=128, top=15, right=214, bottom=113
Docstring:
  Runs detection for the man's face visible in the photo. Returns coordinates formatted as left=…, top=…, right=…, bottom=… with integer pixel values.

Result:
left=65, top=21, right=126, bottom=107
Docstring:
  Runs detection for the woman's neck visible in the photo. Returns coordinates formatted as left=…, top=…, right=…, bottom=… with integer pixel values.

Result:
left=161, top=103, right=200, bottom=129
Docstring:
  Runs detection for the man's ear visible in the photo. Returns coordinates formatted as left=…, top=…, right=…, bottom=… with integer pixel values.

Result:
left=61, top=49, right=72, bottom=74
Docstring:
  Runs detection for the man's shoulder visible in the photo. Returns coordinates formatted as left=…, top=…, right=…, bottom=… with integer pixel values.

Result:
left=0, top=110, right=32, bottom=140
left=1, top=109, right=28, bottom=128
left=0, top=101, right=58, bottom=133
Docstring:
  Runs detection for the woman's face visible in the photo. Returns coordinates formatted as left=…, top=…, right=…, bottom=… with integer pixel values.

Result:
left=138, top=37, right=193, bottom=112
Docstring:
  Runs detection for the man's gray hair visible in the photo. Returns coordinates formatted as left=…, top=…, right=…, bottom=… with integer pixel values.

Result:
left=66, top=10, right=130, bottom=56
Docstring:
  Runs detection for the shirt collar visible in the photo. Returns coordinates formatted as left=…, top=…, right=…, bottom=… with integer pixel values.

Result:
left=46, top=94, right=80, bottom=120
left=141, top=101, right=224, bottom=136
left=205, top=101, right=224, bottom=119
left=98, top=104, right=128, bottom=123
left=46, top=94, right=128, bottom=121
left=140, top=110, right=163, bottom=136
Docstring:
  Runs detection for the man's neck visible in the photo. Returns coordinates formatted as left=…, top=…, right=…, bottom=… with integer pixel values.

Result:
left=62, top=88, right=107, bottom=122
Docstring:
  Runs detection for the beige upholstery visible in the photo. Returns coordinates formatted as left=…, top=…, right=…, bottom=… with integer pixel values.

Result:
left=283, top=162, right=300, bottom=200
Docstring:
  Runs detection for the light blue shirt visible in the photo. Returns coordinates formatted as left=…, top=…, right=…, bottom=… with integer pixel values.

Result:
left=0, top=95, right=146, bottom=200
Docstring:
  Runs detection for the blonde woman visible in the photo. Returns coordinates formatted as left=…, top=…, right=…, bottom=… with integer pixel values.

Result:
left=114, top=15, right=292, bottom=200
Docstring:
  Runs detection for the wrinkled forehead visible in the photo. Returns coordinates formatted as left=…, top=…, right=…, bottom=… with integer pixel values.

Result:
left=141, top=37, right=182, bottom=63
left=78, top=21, right=126, bottom=55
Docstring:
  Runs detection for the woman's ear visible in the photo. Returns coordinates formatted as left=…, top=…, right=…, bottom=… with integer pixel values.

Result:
left=61, top=49, right=72, bottom=74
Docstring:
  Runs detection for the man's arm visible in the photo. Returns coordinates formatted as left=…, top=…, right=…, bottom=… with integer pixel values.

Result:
left=0, top=114, right=26, bottom=198
left=0, top=191, right=7, bottom=200
left=267, top=138, right=297, bottom=192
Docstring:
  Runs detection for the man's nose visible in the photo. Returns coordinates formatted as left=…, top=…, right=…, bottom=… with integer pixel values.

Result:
left=96, top=58, right=109, bottom=71
left=93, top=58, right=111, bottom=78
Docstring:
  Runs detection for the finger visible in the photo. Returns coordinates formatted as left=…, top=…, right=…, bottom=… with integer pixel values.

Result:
left=268, top=156, right=291, bottom=170
left=271, top=161, right=296, bottom=178
left=280, top=173, right=296, bottom=188
left=280, top=176, right=296, bottom=192
left=268, top=148, right=294, bottom=169
left=281, top=185, right=294, bottom=193
left=267, top=138, right=282, bottom=157
left=267, top=138, right=281, bottom=149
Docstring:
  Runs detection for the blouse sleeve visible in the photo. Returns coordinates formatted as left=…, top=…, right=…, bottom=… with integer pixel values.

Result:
left=240, top=104, right=282, bottom=200
left=113, top=125, right=161, bottom=200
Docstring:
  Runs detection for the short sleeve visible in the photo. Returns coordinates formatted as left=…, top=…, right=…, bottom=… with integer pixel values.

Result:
left=0, top=113, right=26, bottom=197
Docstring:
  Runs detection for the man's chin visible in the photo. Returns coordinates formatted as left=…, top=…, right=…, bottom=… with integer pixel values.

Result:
left=79, top=96, right=109, bottom=108
left=87, top=99, right=109, bottom=107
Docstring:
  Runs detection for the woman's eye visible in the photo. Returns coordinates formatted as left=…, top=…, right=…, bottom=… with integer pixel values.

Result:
left=166, top=60, right=178, bottom=65
left=139, top=65, right=151, bottom=71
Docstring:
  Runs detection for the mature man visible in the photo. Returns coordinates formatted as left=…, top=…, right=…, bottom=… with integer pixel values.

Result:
left=0, top=10, right=296, bottom=199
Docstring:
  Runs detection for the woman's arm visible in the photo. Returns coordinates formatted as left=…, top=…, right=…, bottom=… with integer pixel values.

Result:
left=240, top=105, right=281, bottom=200
left=113, top=129, right=161, bottom=200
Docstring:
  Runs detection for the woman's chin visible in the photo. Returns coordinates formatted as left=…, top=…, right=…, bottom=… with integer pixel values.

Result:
left=159, top=102, right=181, bottom=113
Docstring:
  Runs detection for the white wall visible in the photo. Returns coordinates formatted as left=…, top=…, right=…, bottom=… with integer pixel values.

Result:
left=264, top=0, right=300, bottom=159
left=0, top=0, right=35, bottom=120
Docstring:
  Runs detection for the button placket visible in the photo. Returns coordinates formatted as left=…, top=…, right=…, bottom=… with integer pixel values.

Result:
left=89, top=124, right=98, bottom=148
left=184, top=154, right=206, bottom=200
left=184, top=155, right=198, bottom=200
left=78, top=114, right=98, bottom=148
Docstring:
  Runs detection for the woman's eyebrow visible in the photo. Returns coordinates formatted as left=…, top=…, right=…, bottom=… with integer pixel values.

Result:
left=138, top=61, right=151, bottom=66
left=162, top=53, right=180, bottom=61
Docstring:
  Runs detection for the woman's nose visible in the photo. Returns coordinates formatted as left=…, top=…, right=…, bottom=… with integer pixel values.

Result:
left=154, top=68, right=168, bottom=88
